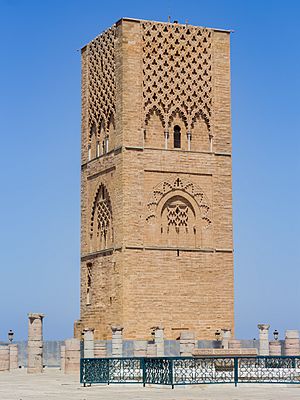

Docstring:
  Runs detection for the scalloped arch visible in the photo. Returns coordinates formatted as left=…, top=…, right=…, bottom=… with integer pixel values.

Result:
left=146, top=176, right=212, bottom=228
left=145, top=106, right=165, bottom=128
left=90, top=183, right=113, bottom=237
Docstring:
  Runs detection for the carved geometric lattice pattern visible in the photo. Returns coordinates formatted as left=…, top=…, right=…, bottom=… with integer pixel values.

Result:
left=146, top=177, right=211, bottom=227
left=96, top=200, right=111, bottom=238
left=90, top=185, right=112, bottom=240
left=142, top=22, right=213, bottom=130
left=88, top=26, right=116, bottom=135
left=167, top=203, right=189, bottom=227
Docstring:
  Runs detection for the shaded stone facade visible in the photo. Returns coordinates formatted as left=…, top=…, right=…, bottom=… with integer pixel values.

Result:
left=76, top=18, right=234, bottom=340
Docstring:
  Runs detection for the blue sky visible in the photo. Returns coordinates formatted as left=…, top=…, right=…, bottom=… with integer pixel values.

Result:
left=0, top=0, right=299, bottom=341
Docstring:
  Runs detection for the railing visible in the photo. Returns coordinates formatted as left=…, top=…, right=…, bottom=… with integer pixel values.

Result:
left=80, top=356, right=300, bottom=388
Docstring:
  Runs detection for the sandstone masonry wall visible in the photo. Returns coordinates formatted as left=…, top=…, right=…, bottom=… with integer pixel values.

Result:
left=77, top=18, right=234, bottom=340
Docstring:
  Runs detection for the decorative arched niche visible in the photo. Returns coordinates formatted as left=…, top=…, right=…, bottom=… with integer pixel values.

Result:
left=168, top=109, right=188, bottom=150
left=98, top=120, right=106, bottom=156
left=107, top=114, right=115, bottom=152
left=90, top=184, right=113, bottom=252
left=146, top=177, right=212, bottom=248
left=191, top=112, right=210, bottom=152
left=159, top=193, right=197, bottom=247
left=144, top=107, right=164, bottom=148
left=89, top=122, right=97, bottom=159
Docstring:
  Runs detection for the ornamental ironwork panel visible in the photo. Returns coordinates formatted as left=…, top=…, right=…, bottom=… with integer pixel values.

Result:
left=80, top=358, right=143, bottom=384
left=238, top=356, right=300, bottom=383
left=108, top=358, right=143, bottom=383
left=144, top=358, right=173, bottom=385
left=81, top=358, right=109, bottom=384
left=80, top=356, right=300, bottom=387
left=173, top=357, right=235, bottom=384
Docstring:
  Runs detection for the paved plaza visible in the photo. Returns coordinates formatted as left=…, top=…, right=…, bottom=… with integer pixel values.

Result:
left=0, top=369, right=300, bottom=400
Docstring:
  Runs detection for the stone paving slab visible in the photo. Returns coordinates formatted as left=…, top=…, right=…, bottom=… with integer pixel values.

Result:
left=0, top=369, right=300, bottom=400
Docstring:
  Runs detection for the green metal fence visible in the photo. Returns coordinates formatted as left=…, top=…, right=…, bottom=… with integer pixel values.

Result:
left=80, top=356, right=300, bottom=388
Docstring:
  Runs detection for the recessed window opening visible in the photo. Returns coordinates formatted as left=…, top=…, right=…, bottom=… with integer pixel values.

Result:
left=177, top=249, right=180, bottom=257
left=86, top=263, right=92, bottom=305
left=174, top=125, right=181, bottom=148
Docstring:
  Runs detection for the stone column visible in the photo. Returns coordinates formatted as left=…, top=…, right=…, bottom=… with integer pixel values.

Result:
left=60, top=345, right=66, bottom=373
left=284, top=330, right=300, bottom=356
left=83, top=328, right=94, bottom=358
left=164, top=131, right=169, bottom=149
left=180, top=331, right=196, bottom=356
left=258, top=324, right=270, bottom=356
left=65, top=338, right=80, bottom=374
left=269, top=340, right=281, bottom=356
left=187, top=132, right=191, bottom=151
left=27, top=313, right=44, bottom=373
left=221, top=328, right=231, bottom=350
left=0, top=345, right=9, bottom=371
left=9, top=344, right=18, bottom=370
left=153, top=326, right=164, bottom=357
left=111, top=326, right=123, bottom=357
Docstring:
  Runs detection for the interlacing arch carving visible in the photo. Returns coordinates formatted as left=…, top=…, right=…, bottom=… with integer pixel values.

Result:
left=88, top=26, right=116, bottom=140
left=191, top=109, right=210, bottom=131
left=145, top=106, right=165, bottom=129
left=142, top=21, right=212, bottom=131
left=169, top=108, right=188, bottom=129
left=90, top=184, right=113, bottom=248
left=146, top=177, right=212, bottom=228
left=167, top=200, right=189, bottom=232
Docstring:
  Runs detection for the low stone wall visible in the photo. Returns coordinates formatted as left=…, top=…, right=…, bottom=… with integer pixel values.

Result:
left=16, top=341, right=63, bottom=367
left=284, top=330, right=300, bottom=356
left=9, top=344, right=18, bottom=370
left=0, top=345, right=9, bottom=371
left=65, top=339, right=80, bottom=374
left=1, top=337, right=294, bottom=369
left=193, top=348, right=258, bottom=357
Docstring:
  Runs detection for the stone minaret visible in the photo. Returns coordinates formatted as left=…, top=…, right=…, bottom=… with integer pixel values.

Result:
left=76, top=18, right=234, bottom=340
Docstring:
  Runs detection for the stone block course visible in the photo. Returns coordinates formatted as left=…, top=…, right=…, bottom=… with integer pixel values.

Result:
left=65, top=339, right=80, bottom=374
left=27, top=313, right=44, bottom=374
left=0, top=346, right=9, bottom=371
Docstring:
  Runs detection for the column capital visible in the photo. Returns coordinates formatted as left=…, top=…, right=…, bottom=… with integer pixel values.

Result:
left=258, top=324, right=270, bottom=331
left=151, top=325, right=164, bottom=331
left=221, top=328, right=232, bottom=338
left=83, top=327, right=95, bottom=333
left=221, top=328, right=231, bottom=333
left=28, top=313, right=45, bottom=320
left=111, top=325, right=124, bottom=333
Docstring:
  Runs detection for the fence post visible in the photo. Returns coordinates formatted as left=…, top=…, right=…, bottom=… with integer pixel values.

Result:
left=107, top=358, right=110, bottom=385
left=169, top=359, right=174, bottom=389
left=234, top=357, right=238, bottom=387
left=80, top=358, right=85, bottom=386
left=142, top=358, right=146, bottom=387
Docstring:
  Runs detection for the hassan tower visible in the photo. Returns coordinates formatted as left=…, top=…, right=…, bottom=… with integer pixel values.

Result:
left=75, top=18, right=234, bottom=340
